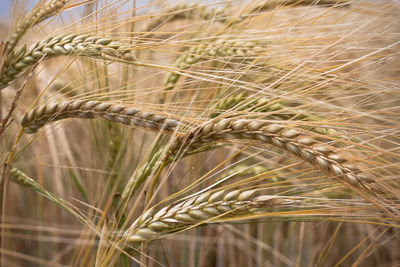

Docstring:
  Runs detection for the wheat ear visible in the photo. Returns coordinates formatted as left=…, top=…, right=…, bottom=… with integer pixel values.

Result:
left=124, top=189, right=293, bottom=243
left=7, top=0, right=70, bottom=52
left=0, top=34, right=135, bottom=89
left=164, top=39, right=262, bottom=91
left=21, top=100, right=179, bottom=133
left=170, top=119, right=374, bottom=190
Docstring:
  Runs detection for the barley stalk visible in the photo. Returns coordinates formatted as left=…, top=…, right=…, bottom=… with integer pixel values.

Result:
left=0, top=34, right=135, bottom=89
left=170, top=119, right=375, bottom=190
left=124, top=189, right=295, bottom=243
left=120, top=140, right=225, bottom=201
left=7, top=0, right=70, bottom=52
left=20, top=100, right=179, bottom=133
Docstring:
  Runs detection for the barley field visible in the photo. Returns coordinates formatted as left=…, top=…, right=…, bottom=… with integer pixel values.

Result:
left=0, top=0, right=399, bottom=266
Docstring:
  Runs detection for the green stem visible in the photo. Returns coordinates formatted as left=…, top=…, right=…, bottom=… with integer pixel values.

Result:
left=145, top=156, right=168, bottom=205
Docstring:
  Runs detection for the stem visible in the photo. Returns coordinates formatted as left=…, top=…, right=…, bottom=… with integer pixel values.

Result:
left=0, top=127, right=23, bottom=264
left=145, top=156, right=168, bottom=205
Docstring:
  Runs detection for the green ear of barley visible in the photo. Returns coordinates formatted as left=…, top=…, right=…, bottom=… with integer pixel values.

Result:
left=0, top=34, right=135, bottom=89
left=21, top=100, right=179, bottom=133
left=124, top=189, right=294, bottom=243
left=163, top=39, right=262, bottom=91
left=7, top=0, right=70, bottom=52
left=9, top=168, right=86, bottom=224
left=209, top=92, right=248, bottom=118
left=209, top=92, right=339, bottom=136
left=121, top=149, right=166, bottom=201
